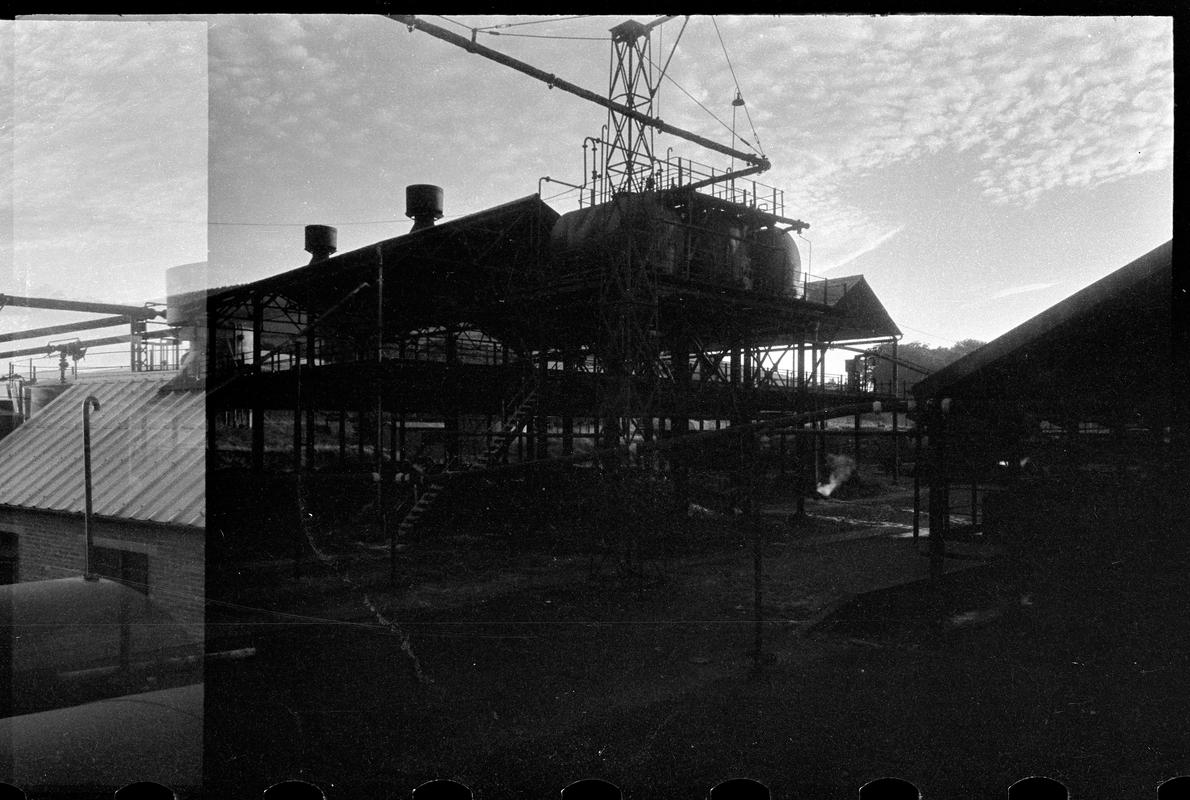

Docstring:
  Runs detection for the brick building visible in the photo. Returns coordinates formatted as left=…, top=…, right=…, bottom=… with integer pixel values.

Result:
left=0, top=371, right=204, bottom=635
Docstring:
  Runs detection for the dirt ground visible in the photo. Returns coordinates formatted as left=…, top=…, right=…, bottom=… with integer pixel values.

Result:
left=201, top=472, right=1190, bottom=799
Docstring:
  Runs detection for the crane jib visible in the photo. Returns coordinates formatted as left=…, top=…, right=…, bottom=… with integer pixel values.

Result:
left=389, top=15, right=769, bottom=172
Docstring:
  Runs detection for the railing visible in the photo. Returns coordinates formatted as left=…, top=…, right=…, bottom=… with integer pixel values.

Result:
left=579, top=145, right=786, bottom=217
left=651, top=153, right=786, bottom=217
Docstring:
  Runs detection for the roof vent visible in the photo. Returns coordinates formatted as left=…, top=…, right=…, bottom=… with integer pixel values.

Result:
left=406, top=184, right=443, bottom=232
left=305, top=225, right=338, bottom=263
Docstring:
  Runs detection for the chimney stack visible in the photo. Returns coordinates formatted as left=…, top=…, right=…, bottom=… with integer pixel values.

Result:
left=406, top=184, right=444, bottom=232
left=305, top=225, right=338, bottom=263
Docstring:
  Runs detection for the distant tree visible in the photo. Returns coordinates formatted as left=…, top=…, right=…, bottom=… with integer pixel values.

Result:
left=866, top=339, right=987, bottom=395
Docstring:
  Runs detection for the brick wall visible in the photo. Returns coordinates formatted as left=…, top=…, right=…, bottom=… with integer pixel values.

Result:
left=0, top=508, right=205, bottom=638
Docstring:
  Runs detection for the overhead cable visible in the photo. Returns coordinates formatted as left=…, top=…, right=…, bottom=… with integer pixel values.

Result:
left=711, top=16, right=765, bottom=156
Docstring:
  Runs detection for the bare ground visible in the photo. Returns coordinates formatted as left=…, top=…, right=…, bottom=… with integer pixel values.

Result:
left=202, top=476, right=1190, bottom=799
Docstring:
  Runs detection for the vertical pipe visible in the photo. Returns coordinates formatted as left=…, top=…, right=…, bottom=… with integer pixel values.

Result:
left=82, top=396, right=100, bottom=580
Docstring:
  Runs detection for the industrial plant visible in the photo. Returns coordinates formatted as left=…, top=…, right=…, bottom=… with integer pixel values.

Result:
left=1, top=13, right=1181, bottom=800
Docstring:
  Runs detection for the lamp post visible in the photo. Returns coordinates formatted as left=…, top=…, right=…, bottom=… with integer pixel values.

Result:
left=82, top=395, right=100, bottom=580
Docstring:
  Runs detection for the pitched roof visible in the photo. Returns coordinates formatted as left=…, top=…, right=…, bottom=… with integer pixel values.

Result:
left=913, top=240, right=1173, bottom=416
left=206, top=194, right=560, bottom=319
left=803, top=275, right=902, bottom=340
left=0, top=372, right=204, bottom=528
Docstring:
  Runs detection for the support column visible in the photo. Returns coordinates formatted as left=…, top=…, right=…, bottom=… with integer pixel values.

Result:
left=292, top=346, right=303, bottom=473
left=338, top=401, right=346, bottom=465
left=796, top=340, right=807, bottom=515
left=854, top=412, right=861, bottom=465
left=891, top=338, right=900, bottom=482
left=251, top=294, right=264, bottom=472
left=305, top=322, right=316, bottom=464
left=926, top=412, right=949, bottom=580
left=444, top=329, right=459, bottom=463
left=561, top=352, right=575, bottom=456
left=537, top=350, right=550, bottom=459
left=357, top=404, right=366, bottom=461
left=730, top=336, right=743, bottom=426
left=206, top=308, right=219, bottom=466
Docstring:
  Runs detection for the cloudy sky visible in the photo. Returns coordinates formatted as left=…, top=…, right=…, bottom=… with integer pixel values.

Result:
left=1, top=14, right=1173, bottom=374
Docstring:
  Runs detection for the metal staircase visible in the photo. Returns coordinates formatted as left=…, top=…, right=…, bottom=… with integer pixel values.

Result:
left=395, top=371, right=541, bottom=540
left=476, top=384, right=541, bottom=468
left=395, top=477, right=448, bottom=539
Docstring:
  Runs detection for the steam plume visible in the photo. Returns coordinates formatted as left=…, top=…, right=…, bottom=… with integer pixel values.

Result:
left=817, top=453, right=856, bottom=497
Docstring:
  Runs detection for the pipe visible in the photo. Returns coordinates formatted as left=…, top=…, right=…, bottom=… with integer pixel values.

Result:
left=82, top=395, right=100, bottom=581
left=0, top=315, right=130, bottom=345
left=680, top=163, right=769, bottom=194
left=0, top=294, right=161, bottom=319
left=390, top=15, right=768, bottom=170
left=833, top=343, right=933, bottom=376
left=0, top=329, right=180, bottom=361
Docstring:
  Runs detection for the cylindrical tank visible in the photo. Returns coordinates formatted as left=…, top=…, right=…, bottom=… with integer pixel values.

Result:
left=749, top=227, right=802, bottom=298
left=304, top=225, right=338, bottom=262
left=406, top=184, right=444, bottom=231
left=550, top=193, right=683, bottom=275
left=0, top=399, right=18, bottom=440
left=24, top=383, right=70, bottom=418
left=685, top=210, right=751, bottom=288
left=165, top=261, right=210, bottom=327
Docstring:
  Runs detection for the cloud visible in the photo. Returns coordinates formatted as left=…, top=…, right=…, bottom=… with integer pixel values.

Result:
left=696, top=16, right=1172, bottom=212
left=818, top=225, right=905, bottom=274
left=10, top=20, right=207, bottom=301
left=991, top=282, right=1057, bottom=300
left=958, top=281, right=1060, bottom=311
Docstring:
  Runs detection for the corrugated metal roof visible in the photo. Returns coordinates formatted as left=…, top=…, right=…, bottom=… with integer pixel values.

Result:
left=0, top=372, right=204, bottom=528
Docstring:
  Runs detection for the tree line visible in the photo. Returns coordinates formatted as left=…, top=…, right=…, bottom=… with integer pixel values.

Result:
left=863, top=339, right=986, bottom=395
